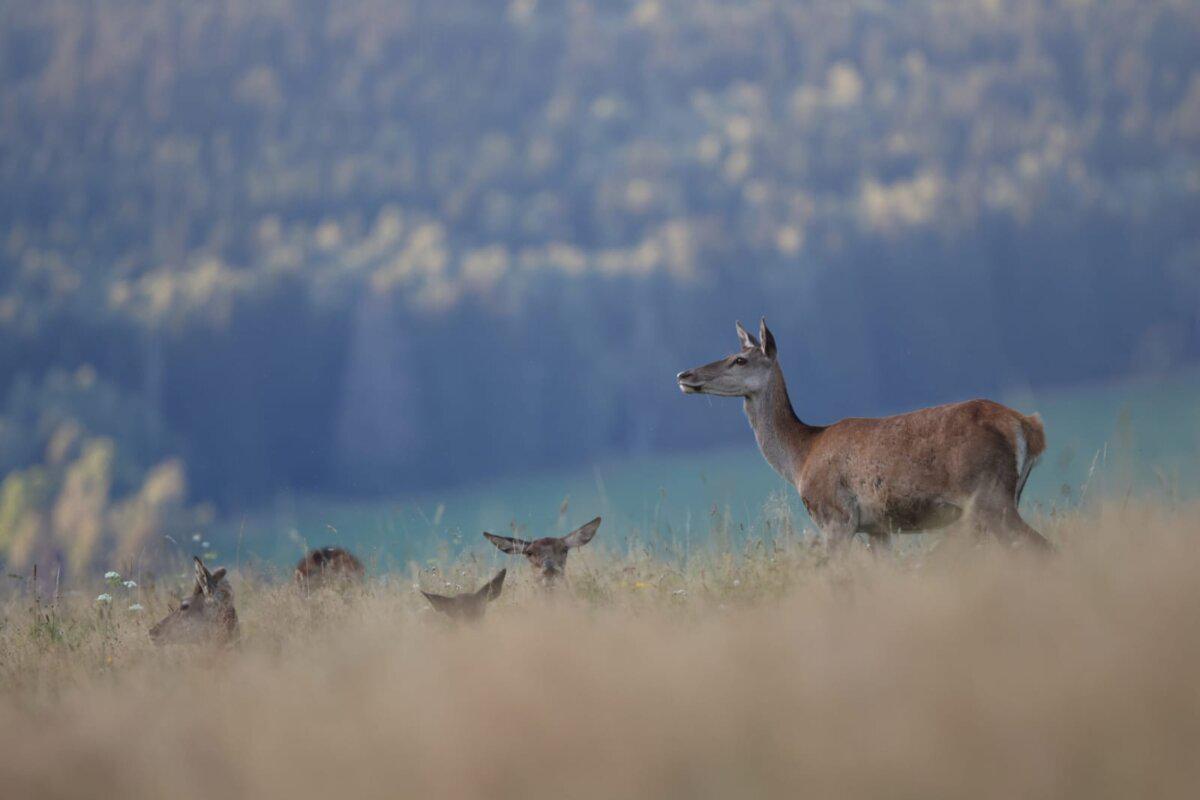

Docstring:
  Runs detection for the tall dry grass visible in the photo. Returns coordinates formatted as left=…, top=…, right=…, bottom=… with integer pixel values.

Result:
left=1, top=499, right=1198, bottom=799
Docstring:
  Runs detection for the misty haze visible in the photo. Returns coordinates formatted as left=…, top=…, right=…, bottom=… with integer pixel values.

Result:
left=1, top=2, right=1198, bottom=798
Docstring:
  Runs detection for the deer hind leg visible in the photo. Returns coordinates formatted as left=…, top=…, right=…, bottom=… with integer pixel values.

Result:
left=1006, top=514, right=1055, bottom=553
left=970, top=490, right=1055, bottom=553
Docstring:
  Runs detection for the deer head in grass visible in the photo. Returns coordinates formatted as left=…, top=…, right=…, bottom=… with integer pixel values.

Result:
left=294, top=546, right=365, bottom=593
left=149, top=556, right=238, bottom=646
left=483, top=517, right=601, bottom=583
left=421, top=569, right=507, bottom=621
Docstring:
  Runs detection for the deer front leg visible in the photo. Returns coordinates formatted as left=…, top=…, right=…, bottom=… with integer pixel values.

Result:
left=810, top=501, right=860, bottom=553
left=866, top=530, right=893, bottom=553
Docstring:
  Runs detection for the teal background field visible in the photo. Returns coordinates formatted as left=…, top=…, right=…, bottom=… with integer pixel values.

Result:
left=212, top=369, right=1200, bottom=573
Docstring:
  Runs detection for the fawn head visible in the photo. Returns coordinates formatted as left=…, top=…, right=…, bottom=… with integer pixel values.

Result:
left=149, top=556, right=238, bottom=646
left=294, top=546, right=365, bottom=592
left=422, top=569, right=506, bottom=621
left=483, top=517, right=601, bottom=583
left=677, top=318, right=777, bottom=398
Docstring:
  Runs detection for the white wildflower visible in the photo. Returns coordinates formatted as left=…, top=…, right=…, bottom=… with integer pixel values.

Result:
left=128, top=604, right=145, bottom=612
left=96, top=593, right=113, bottom=604
left=732, top=579, right=741, bottom=587
left=123, top=580, right=137, bottom=589
left=104, top=571, right=120, bottom=581
left=192, top=533, right=202, bottom=542
left=672, top=589, right=687, bottom=597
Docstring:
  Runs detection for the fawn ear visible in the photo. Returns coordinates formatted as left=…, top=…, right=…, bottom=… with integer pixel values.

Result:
left=421, top=591, right=458, bottom=616
left=563, top=517, right=601, bottom=549
left=193, top=556, right=212, bottom=593
left=209, top=567, right=227, bottom=584
left=476, top=568, right=506, bottom=602
left=758, top=318, right=777, bottom=359
left=735, top=320, right=759, bottom=350
left=483, top=532, right=531, bottom=555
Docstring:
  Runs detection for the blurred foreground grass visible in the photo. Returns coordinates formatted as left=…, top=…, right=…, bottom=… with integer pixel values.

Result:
left=1, top=498, right=1199, bottom=798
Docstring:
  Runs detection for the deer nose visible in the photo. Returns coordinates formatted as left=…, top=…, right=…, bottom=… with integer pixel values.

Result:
left=677, top=370, right=693, bottom=382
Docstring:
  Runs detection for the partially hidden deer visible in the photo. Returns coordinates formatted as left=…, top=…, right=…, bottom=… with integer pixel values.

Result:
left=422, top=569, right=507, bottom=621
left=149, top=556, right=239, bottom=645
left=294, top=546, right=365, bottom=592
left=676, top=319, right=1052, bottom=551
left=484, top=517, right=601, bottom=582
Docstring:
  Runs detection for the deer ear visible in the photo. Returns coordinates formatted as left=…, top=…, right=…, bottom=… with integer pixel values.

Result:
left=483, top=532, right=531, bottom=555
left=563, top=517, right=601, bottom=549
left=476, top=569, right=506, bottom=602
left=422, top=591, right=458, bottom=616
left=210, top=567, right=227, bottom=584
left=759, top=318, right=776, bottom=359
left=193, top=556, right=211, bottom=593
left=735, top=320, right=759, bottom=350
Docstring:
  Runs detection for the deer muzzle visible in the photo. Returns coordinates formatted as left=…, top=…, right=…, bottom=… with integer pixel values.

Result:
left=676, top=370, right=704, bottom=393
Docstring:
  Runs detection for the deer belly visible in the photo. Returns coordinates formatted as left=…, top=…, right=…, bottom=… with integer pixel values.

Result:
left=868, top=498, right=962, bottom=535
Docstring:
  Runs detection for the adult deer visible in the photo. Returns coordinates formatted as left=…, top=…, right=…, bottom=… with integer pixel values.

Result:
left=149, top=556, right=239, bottom=645
left=422, top=569, right=507, bottom=621
left=676, top=320, right=1052, bottom=551
left=294, top=546, right=365, bottom=592
left=484, top=517, right=601, bottom=583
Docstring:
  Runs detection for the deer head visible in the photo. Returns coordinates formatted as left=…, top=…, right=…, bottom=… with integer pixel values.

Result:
left=421, top=569, right=506, bottom=621
left=483, top=517, right=601, bottom=583
left=149, top=556, right=238, bottom=646
left=294, top=546, right=365, bottom=592
left=676, top=318, right=778, bottom=398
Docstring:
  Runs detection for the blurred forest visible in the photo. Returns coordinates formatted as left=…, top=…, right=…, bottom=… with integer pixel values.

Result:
left=1, top=0, right=1198, bottom=574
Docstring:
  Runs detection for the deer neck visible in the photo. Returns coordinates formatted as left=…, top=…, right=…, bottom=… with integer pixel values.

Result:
left=743, top=365, right=815, bottom=486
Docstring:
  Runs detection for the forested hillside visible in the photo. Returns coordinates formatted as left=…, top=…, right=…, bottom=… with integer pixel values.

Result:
left=1, top=0, right=1198, bottom=573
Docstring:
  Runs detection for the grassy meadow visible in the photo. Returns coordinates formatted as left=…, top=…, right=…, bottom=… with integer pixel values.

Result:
left=1, top=497, right=1199, bottom=798
left=1, top=375, right=1197, bottom=798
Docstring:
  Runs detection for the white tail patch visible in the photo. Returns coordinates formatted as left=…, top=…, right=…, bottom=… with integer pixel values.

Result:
left=1012, top=418, right=1037, bottom=505
left=1012, top=419, right=1028, bottom=504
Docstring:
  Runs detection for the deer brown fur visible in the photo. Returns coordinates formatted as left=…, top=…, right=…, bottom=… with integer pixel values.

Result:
left=294, top=546, right=365, bottom=592
left=677, top=319, right=1052, bottom=551
left=149, top=556, right=239, bottom=645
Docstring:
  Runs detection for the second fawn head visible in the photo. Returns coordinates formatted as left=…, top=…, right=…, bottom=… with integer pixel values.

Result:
left=422, top=569, right=506, bottom=621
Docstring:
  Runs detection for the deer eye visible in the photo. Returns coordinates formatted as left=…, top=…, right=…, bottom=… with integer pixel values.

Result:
left=733, top=356, right=747, bottom=366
